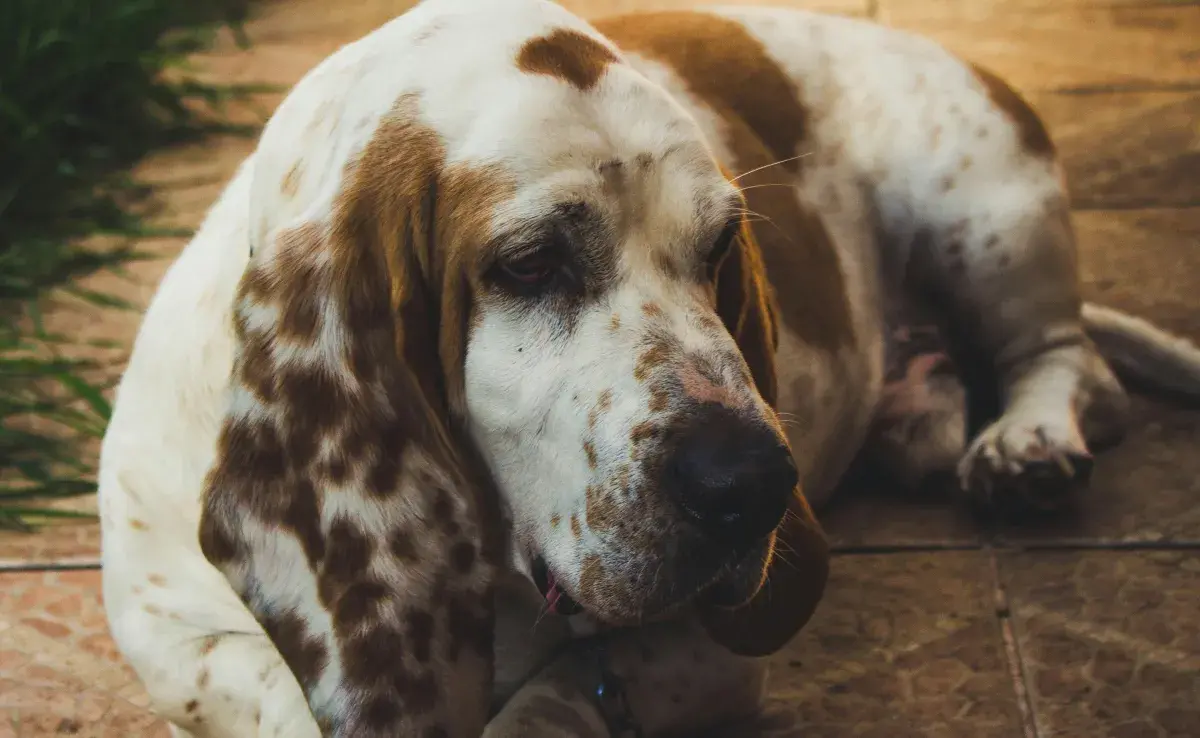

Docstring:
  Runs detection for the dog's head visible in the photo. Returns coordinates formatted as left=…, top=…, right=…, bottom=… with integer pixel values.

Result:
left=452, top=7, right=829, bottom=652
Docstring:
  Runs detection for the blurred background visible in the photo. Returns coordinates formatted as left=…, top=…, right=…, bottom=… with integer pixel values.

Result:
left=1, top=0, right=1196, bottom=735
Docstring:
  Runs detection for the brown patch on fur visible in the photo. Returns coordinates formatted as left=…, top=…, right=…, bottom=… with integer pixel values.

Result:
left=570, top=514, right=583, bottom=538
left=147, top=573, right=167, bottom=587
left=609, top=313, right=621, bottom=332
left=597, top=12, right=855, bottom=354
left=970, top=64, right=1055, bottom=158
left=585, top=484, right=618, bottom=532
left=281, top=161, right=303, bottom=198
left=516, top=29, right=619, bottom=92
left=550, top=514, right=561, bottom=528
left=582, top=440, right=598, bottom=468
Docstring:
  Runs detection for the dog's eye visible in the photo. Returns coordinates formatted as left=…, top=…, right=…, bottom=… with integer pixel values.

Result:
left=499, top=249, right=560, bottom=287
left=706, top=217, right=741, bottom=278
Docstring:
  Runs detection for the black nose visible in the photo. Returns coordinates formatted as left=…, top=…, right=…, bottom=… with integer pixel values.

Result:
left=663, top=404, right=797, bottom=545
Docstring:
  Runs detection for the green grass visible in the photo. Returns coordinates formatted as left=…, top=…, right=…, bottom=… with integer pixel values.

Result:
left=0, top=0, right=259, bottom=530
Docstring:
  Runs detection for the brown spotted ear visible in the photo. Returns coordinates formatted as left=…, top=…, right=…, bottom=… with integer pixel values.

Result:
left=198, top=98, right=502, bottom=737
left=699, top=215, right=831, bottom=658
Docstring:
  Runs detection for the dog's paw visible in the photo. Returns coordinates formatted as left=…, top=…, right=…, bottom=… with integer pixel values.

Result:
left=956, top=415, right=1093, bottom=516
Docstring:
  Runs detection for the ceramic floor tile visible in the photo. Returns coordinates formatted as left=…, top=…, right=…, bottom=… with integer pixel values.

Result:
left=717, top=552, right=1024, bottom=737
left=878, top=0, right=1200, bottom=91
left=999, top=551, right=1200, bottom=738
left=819, top=478, right=985, bottom=549
left=1031, top=91, right=1200, bottom=209
left=0, top=572, right=170, bottom=736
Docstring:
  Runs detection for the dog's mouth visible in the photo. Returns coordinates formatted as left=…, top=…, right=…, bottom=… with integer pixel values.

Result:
left=530, top=556, right=584, bottom=616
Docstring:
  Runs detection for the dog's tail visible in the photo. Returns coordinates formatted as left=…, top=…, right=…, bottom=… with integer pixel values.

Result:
left=1083, top=302, right=1200, bottom=402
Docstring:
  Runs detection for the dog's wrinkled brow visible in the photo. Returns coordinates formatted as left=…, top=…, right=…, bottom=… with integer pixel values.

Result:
left=480, top=200, right=607, bottom=265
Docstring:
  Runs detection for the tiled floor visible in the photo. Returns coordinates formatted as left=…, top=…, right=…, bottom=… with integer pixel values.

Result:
left=2, top=0, right=1197, bottom=734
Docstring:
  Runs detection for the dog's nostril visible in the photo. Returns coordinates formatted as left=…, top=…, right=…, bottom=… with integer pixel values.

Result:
left=667, top=410, right=796, bottom=544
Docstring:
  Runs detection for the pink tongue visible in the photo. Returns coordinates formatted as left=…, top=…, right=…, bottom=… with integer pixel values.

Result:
left=544, top=571, right=563, bottom=612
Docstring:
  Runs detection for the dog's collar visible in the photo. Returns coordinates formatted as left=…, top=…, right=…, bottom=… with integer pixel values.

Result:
left=587, top=639, right=643, bottom=738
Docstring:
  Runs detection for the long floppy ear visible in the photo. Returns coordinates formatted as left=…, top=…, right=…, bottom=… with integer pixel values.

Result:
left=699, top=215, right=831, bottom=658
left=197, top=94, right=502, bottom=737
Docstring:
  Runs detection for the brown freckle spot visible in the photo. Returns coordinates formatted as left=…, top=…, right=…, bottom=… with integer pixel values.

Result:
left=333, top=580, right=388, bottom=627
left=577, top=553, right=604, bottom=606
left=939, top=175, right=955, bottom=193
left=652, top=250, right=675, bottom=277
left=697, top=313, right=722, bottom=334
left=131, top=585, right=143, bottom=595
left=147, top=573, right=167, bottom=587
left=586, top=484, right=618, bottom=532
left=984, top=234, right=1000, bottom=250
left=406, top=608, right=436, bottom=663
left=583, top=440, right=597, bottom=468
left=129, top=518, right=149, bottom=531
left=197, top=669, right=210, bottom=689
left=570, top=514, right=582, bottom=538
left=185, top=700, right=199, bottom=714
left=143, top=604, right=162, bottom=616
left=648, top=387, right=669, bottom=413
left=609, top=313, right=621, bottom=331
left=960, top=155, right=974, bottom=171
left=390, top=529, right=419, bottom=561
left=281, top=161, right=302, bottom=197
left=634, top=340, right=671, bottom=382
left=550, top=514, right=561, bottom=528
left=450, top=540, right=476, bottom=573
left=323, top=516, right=373, bottom=586
left=360, top=694, right=404, bottom=729
left=199, top=635, right=221, bottom=656
left=630, top=421, right=656, bottom=446
left=516, top=28, right=618, bottom=91
left=260, top=610, right=328, bottom=687
left=641, top=302, right=665, bottom=320
left=343, top=626, right=405, bottom=686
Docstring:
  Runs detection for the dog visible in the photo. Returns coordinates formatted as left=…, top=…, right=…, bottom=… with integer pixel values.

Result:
left=99, top=1, right=1200, bottom=736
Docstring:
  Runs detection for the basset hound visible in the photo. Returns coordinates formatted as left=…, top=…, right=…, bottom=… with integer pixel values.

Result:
left=99, top=0, right=1200, bottom=736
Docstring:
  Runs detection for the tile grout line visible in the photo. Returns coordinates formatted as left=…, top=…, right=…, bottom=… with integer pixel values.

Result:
left=0, top=557, right=102, bottom=573
left=988, top=550, right=1043, bottom=738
